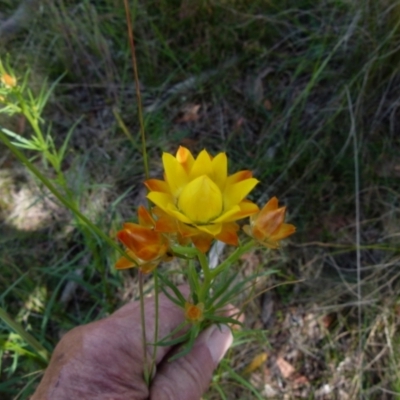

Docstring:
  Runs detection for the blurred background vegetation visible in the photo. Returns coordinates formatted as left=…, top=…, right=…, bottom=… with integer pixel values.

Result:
left=0, top=0, right=400, bottom=398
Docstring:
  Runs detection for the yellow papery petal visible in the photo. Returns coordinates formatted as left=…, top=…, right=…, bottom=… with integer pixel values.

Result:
left=178, top=175, right=223, bottom=224
left=196, top=223, right=222, bottom=235
left=176, top=146, right=195, bottom=173
left=189, top=149, right=213, bottom=180
left=213, top=205, right=241, bottom=223
left=144, top=179, right=170, bottom=194
left=226, top=170, right=253, bottom=185
left=211, top=152, right=227, bottom=189
left=239, top=200, right=260, bottom=215
left=214, top=200, right=259, bottom=223
left=162, top=152, right=189, bottom=197
left=166, top=204, right=194, bottom=224
left=223, top=178, right=259, bottom=210
left=147, top=192, right=174, bottom=211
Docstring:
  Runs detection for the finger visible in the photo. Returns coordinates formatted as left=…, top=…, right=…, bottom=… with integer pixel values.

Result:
left=106, top=285, right=190, bottom=363
left=150, top=324, right=233, bottom=400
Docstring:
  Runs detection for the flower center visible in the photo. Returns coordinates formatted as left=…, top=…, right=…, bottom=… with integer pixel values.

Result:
left=178, top=175, right=223, bottom=224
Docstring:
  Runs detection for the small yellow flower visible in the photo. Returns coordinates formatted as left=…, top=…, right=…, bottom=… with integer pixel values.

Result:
left=115, top=206, right=171, bottom=273
left=1, top=73, right=17, bottom=88
left=145, top=146, right=260, bottom=252
left=243, top=197, right=296, bottom=248
left=185, top=301, right=204, bottom=323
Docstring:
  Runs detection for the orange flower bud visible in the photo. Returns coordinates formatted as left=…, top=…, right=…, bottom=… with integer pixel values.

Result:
left=243, top=197, right=296, bottom=248
left=1, top=73, right=17, bottom=88
left=185, top=302, right=204, bottom=323
left=115, top=206, right=171, bottom=272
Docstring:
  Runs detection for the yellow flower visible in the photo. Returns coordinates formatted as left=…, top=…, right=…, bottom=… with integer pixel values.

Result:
left=1, top=73, right=17, bottom=88
left=185, top=302, right=204, bottom=323
left=145, top=146, right=259, bottom=252
left=115, top=206, right=170, bottom=273
left=243, top=197, right=296, bottom=248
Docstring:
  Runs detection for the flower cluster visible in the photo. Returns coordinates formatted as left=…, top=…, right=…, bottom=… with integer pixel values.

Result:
left=145, top=146, right=259, bottom=252
left=0, top=71, right=17, bottom=103
left=0, top=73, right=16, bottom=88
left=115, top=147, right=295, bottom=272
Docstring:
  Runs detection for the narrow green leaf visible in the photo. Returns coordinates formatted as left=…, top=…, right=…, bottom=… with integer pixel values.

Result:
left=158, top=273, right=186, bottom=304
left=0, top=306, right=49, bottom=363
left=224, top=365, right=264, bottom=399
left=207, top=315, right=244, bottom=327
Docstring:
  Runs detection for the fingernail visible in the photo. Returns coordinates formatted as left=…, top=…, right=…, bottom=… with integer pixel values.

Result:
left=201, top=324, right=233, bottom=365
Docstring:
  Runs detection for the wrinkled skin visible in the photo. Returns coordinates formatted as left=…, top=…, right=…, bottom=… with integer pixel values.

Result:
left=32, top=288, right=234, bottom=400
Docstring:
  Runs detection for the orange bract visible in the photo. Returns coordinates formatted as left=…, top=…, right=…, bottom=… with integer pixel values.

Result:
left=243, top=197, right=296, bottom=248
left=145, top=146, right=259, bottom=252
left=115, top=206, right=170, bottom=273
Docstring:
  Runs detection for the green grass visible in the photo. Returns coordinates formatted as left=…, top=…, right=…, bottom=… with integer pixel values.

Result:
left=1, top=0, right=400, bottom=398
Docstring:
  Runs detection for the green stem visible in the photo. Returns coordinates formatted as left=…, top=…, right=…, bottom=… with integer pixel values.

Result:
left=197, top=249, right=212, bottom=303
left=210, top=240, right=256, bottom=278
left=187, top=256, right=200, bottom=297
left=86, top=232, right=113, bottom=309
left=170, top=245, right=198, bottom=258
left=0, top=306, right=49, bottom=363
left=149, top=271, right=159, bottom=379
left=138, top=272, right=150, bottom=385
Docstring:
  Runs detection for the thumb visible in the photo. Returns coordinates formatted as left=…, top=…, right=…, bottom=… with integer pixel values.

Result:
left=150, top=324, right=233, bottom=400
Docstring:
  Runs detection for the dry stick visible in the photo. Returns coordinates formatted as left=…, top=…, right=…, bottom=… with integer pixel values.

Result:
left=122, top=0, right=149, bottom=181
left=122, top=0, right=156, bottom=386
left=346, top=87, right=363, bottom=398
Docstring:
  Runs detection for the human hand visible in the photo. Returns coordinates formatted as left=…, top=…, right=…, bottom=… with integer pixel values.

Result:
left=31, top=287, right=234, bottom=400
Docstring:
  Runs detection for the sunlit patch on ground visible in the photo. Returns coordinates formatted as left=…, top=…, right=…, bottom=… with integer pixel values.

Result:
left=0, top=169, right=61, bottom=231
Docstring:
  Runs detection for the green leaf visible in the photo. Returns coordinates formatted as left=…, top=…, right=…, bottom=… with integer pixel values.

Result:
left=206, top=315, right=244, bottom=327
left=167, top=325, right=200, bottom=362
left=158, top=273, right=186, bottom=305
left=0, top=127, right=39, bottom=149
left=224, top=364, right=264, bottom=399
left=0, top=306, right=49, bottom=363
left=58, top=115, right=83, bottom=162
